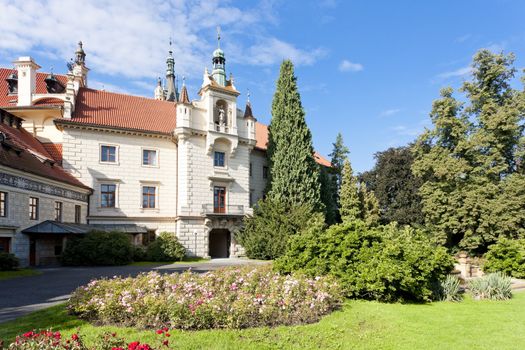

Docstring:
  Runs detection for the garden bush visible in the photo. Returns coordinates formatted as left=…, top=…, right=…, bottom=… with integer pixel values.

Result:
left=61, top=231, right=133, bottom=266
left=484, top=237, right=525, bottom=279
left=5, top=329, right=171, bottom=349
left=433, top=274, right=463, bottom=302
left=68, top=265, right=342, bottom=330
left=146, top=232, right=185, bottom=262
left=0, top=252, right=19, bottom=271
left=468, top=272, right=513, bottom=300
left=237, top=198, right=324, bottom=260
left=274, top=220, right=454, bottom=302
left=132, top=245, right=147, bottom=262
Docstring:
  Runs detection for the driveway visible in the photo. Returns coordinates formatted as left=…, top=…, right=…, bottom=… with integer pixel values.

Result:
left=0, top=258, right=264, bottom=323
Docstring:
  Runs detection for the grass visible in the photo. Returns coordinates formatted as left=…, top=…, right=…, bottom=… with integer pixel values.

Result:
left=0, top=269, right=41, bottom=281
left=129, top=257, right=210, bottom=266
left=1, top=293, right=524, bottom=349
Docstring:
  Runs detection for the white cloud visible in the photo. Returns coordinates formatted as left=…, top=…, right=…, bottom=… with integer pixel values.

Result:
left=0, top=0, right=324, bottom=81
left=436, top=66, right=472, bottom=79
left=392, top=125, right=421, bottom=137
left=338, top=59, right=363, bottom=72
left=380, top=108, right=401, bottom=117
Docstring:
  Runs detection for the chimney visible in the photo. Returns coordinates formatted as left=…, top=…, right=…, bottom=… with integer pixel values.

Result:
left=13, top=57, right=41, bottom=106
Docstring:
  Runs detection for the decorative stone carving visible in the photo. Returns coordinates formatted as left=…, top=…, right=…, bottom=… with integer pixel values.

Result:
left=0, top=172, right=88, bottom=202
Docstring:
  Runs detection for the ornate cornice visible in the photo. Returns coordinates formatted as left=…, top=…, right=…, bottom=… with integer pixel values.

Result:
left=0, top=172, right=89, bottom=202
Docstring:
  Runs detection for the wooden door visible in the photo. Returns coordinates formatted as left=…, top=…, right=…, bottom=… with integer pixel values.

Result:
left=29, top=238, right=36, bottom=266
left=213, top=186, right=226, bottom=213
left=0, top=237, right=10, bottom=253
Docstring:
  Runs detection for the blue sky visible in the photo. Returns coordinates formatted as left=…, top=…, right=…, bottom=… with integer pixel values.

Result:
left=1, top=0, right=524, bottom=172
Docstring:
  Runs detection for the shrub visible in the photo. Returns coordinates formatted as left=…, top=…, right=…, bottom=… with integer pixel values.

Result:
left=237, top=198, right=324, bottom=260
left=484, top=237, right=525, bottom=279
left=468, top=272, right=513, bottom=300
left=146, top=232, right=185, bottom=262
left=61, top=231, right=133, bottom=266
left=275, top=220, right=454, bottom=302
left=0, top=252, right=19, bottom=271
left=131, top=245, right=147, bottom=262
left=68, top=265, right=343, bottom=330
left=433, top=274, right=463, bottom=302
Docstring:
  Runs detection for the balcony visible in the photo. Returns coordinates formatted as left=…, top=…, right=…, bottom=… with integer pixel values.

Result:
left=201, top=204, right=245, bottom=216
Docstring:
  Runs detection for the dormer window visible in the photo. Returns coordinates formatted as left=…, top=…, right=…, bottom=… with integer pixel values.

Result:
left=6, top=73, right=17, bottom=94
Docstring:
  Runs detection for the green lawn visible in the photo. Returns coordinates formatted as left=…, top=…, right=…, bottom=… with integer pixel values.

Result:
left=0, top=269, right=41, bottom=281
left=1, top=293, right=524, bottom=349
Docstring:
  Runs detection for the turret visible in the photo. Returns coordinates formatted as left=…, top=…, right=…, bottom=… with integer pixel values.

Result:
left=154, top=77, right=164, bottom=100
left=165, top=50, right=178, bottom=102
left=211, top=29, right=227, bottom=86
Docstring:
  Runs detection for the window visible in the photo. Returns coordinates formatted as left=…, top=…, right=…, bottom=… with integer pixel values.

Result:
left=54, top=202, right=63, bottom=222
left=263, top=166, right=269, bottom=179
left=0, top=237, right=10, bottom=253
left=213, top=186, right=226, bottom=213
left=0, top=192, right=7, bottom=217
left=143, top=149, right=158, bottom=166
left=142, top=186, right=156, bottom=209
left=100, top=145, right=117, bottom=163
left=249, top=163, right=252, bottom=177
left=214, top=151, right=225, bottom=167
left=249, top=190, right=254, bottom=208
left=29, top=197, right=39, bottom=220
left=74, top=205, right=81, bottom=224
left=101, top=184, right=116, bottom=208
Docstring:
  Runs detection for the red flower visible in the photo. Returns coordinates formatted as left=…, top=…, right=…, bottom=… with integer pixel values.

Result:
left=156, top=329, right=164, bottom=334
left=72, top=333, right=79, bottom=341
left=165, top=333, right=170, bottom=337
left=128, top=341, right=140, bottom=350
left=23, top=331, right=34, bottom=338
left=163, top=340, right=169, bottom=347
left=112, top=348, right=124, bottom=350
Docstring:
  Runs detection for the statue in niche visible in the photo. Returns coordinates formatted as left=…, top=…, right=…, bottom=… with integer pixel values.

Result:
left=218, top=107, right=225, bottom=126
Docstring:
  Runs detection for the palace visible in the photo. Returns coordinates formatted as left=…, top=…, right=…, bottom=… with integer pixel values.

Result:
left=0, top=39, right=329, bottom=266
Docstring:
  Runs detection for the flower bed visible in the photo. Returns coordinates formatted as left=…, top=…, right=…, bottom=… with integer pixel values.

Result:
left=68, top=265, right=342, bottom=330
left=4, top=329, right=170, bottom=349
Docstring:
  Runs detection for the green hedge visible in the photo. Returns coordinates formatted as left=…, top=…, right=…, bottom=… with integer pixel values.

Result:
left=484, top=237, right=525, bottom=278
left=275, top=220, right=454, bottom=302
left=61, top=231, right=133, bottom=266
left=146, top=232, right=186, bottom=262
left=0, top=252, right=19, bottom=271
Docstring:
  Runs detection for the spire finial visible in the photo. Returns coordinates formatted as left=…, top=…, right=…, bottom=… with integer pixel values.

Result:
left=217, top=26, right=221, bottom=48
left=182, top=76, right=186, bottom=86
left=247, top=89, right=251, bottom=103
left=169, top=36, right=172, bottom=47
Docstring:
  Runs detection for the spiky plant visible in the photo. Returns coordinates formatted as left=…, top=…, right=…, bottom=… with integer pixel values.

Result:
left=468, top=272, right=512, bottom=301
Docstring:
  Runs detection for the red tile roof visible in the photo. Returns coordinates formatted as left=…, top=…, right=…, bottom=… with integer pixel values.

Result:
left=0, top=109, right=90, bottom=190
left=0, top=68, right=67, bottom=107
left=68, top=88, right=177, bottom=134
left=41, top=143, right=63, bottom=164
left=255, top=121, right=331, bottom=167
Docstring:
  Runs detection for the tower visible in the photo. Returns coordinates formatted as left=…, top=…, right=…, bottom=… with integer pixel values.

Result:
left=211, top=28, right=227, bottom=87
left=154, top=77, right=164, bottom=100
left=165, top=50, right=178, bottom=102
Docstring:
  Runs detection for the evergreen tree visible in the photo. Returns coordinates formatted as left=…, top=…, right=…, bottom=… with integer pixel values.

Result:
left=267, top=60, right=323, bottom=211
left=319, top=166, right=338, bottom=225
left=360, top=146, right=424, bottom=225
left=329, top=132, right=350, bottom=189
left=328, top=132, right=350, bottom=223
left=339, top=158, right=361, bottom=222
left=359, top=183, right=380, bottom=227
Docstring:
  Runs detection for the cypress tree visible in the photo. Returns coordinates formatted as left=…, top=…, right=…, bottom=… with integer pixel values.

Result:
left=359, top=182, right=380, bottom=227
left=267, top=60, right=323, bottom=211
left=339, top=158, right=361, bottom=222
left=319, top=166, right=338, bottom=225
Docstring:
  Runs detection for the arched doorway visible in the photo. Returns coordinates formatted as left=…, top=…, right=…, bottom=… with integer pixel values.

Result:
left=208, top=229, right=230, bottom=258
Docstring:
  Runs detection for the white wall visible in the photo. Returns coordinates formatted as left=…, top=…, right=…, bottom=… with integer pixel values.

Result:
left=250, top=149, right=268, bottom=206
left=62, top=129, right=177, bottom=225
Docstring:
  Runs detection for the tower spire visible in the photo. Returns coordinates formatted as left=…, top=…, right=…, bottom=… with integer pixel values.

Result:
left=211, top=28, right=226, bottom=87
left=165, top=43, right=176, bottom=101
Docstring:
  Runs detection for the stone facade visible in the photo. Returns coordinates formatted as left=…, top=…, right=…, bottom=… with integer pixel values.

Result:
left=0, top=166, right=89, bottom=266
